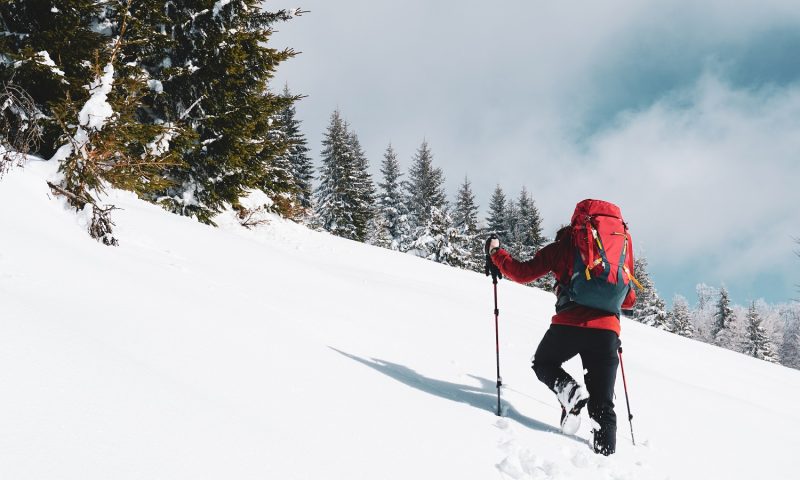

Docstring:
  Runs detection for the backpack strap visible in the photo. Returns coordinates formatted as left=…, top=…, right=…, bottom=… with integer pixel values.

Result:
left=584, top=217, right=608, bottom=280
left=620, top=232, right=645, bottom=290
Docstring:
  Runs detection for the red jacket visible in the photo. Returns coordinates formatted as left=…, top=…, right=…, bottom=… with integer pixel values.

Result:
left=491, top=232, right=635, bottom=336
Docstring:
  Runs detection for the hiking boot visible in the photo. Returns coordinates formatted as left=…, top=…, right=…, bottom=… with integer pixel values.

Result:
left=556, top=382, right=589, bottom=435
left=560, top=396, right=589, bottom=435
left=592, top=423, right=617, bottom=456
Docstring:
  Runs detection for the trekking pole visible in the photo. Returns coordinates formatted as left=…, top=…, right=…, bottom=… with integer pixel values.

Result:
left=484, top=235, right=502, bottom=416
left=618, top=346, right=635, bottom=445
left=492, top=275, right=502, bottom=416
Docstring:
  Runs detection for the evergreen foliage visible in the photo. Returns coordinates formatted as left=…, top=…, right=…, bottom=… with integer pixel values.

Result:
left=347, top=129, right=375, bottom=240
left=741, top=302, right=778, bottom=362
left=314, top=110, right=373, bottom=242
left=669, top=295, right=695, bottom=338
left=512, top=186, right=545, bottom=259
left=373, top=144, right=412, bottom=250
left=486, top=185, right=507, bottom=238
left=452, top=176, right=482, bottom=272
left=0, top=0, right=106, bottom=158
left=130, top=1, right=300, bottom=223
left=632, top=256, right=669, bottom=329
left=505, top=198, right=519, bottom=254
left=712, top=287, right=738, bottom=348
left=276, top=84, right=314, bottom=219
left=408, top=206, right=471, bottom=268
left=404, top=140, right=446, bottom=228
left=0, top=1, right=303, bottom=237
left=779, top=306, right=800, bottom=369
left=0, top=1, right=186, bottom=243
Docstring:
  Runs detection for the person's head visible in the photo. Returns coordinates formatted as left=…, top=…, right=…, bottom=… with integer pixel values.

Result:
left=555, top=225, right=572, bottom=242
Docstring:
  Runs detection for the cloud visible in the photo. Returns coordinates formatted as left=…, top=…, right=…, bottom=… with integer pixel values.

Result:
left=268, top=0, right=800, bottom=303
left=540, top=72, right=800, bottom=287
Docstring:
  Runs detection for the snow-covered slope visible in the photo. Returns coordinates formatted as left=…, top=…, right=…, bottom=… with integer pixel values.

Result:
left=1, top=159, right=799, bottom=480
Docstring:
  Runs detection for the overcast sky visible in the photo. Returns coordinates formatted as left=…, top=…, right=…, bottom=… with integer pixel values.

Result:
left=269, top=0, right=800, bottom=307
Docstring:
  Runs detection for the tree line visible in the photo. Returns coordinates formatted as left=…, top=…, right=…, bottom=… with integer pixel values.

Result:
left=631, top=261, right=800, bottom=368
left=310, top=109, right=800, bottom=371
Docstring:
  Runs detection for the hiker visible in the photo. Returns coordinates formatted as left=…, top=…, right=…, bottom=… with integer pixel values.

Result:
left=485, top=199, right=637, bottom=456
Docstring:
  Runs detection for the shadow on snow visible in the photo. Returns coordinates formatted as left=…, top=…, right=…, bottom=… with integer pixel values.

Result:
left=330, top=347, right=585, bottom=445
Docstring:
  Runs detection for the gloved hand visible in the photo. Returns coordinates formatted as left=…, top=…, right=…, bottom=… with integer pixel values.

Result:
left=485, top=235, right=500, bottom=255
left=484, top=234, right=502, bottom=280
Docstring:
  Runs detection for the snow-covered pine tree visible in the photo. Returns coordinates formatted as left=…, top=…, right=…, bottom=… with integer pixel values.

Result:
left=691, top=283, right=719, bottom=341
left=505, top=198, right=519, bottom=256
left=347, top=129, right=375, bottom=242
left=1, top=1, right=183, bottom=244
left=669, top=295, right=695, bottom=338
left=367, top=211, right=394, bottom=249
left=408, top=206, right=470, bottom=268
left=632, top=256, right=669, bottom=329
left=741, top=302, right=778, bottom=362
left=711, top=286, right=738, bottom=348
left=514, top=186, right=545, bottom=259
left=452, top=176, right=482, bottom=272
left=0, top=0, right=105, bottom=159
left=277, top=84, right=314, bottom=220
left=404, top=140, right=446, bottom=229
left=314, top=110, right=359, bottom=240
left=372, top=144, right=412, bottom=250
left=135, top=1, right=300, bottom=223
left=486, top=185, right=507, bottom=238
left=779, top=305, right=800, bottom=369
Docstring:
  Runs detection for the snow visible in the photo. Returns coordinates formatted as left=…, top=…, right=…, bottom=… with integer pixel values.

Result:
left=213, top=0, right=232, bottom=19
left=34, top=50, right=65, bottom=77
left=147, top=79, right=164, bottom=93
left=1, top=160, right=800, bottom=479
left=145, top=123, right=175, bottom=157
left=79, top=63, right=115, bottom=132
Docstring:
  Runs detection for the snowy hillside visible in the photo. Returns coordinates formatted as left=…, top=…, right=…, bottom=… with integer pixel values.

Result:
left=1, top=159, right=799, bottom=480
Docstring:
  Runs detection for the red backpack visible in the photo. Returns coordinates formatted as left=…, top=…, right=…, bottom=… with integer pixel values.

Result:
left=566, top=199, right=642, bottom=314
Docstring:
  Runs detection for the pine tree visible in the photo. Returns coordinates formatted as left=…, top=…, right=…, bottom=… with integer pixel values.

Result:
left=669, top=295, right=695, bottom=338
left=505, top=198, right=519, bottom=256
left=404, top=140, right=446, bottom=228
left=486, top=185, right=507, bottom=238
left=314, top=110, right=357, bottom=239
left=0, top=0, right=107, bottom=158
left=408, top=206, right=470, bottom=267
left=1, top=1, right=185, bottom=244
left=632, top=256, right=669, bottom=329
left=742, top=302, right=778, bottom=362
left=277, top=84, right=314, bottom=218
left=347, top=129, right=375, bottom=241
left=136, top=1, right=299, bottom=223
left=514, top=186, right=545, bottom=259
left=691, top=283, right=719, bottom=342
left=779, top=305, right=800, bottom=369
left=373, top=144, right=412, bottom=250
left=712, top=286, right=738, bottom=348
left=452, top=176, right=482, bottom=272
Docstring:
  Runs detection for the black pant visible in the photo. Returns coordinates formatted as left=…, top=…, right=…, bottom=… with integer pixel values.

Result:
left=532, top=324, right=620, bottom=454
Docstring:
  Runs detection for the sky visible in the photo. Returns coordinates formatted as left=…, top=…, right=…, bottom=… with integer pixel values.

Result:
left=268, top=0, right=800, bottom=307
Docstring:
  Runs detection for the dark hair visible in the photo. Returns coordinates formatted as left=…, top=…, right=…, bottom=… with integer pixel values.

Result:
left=555, top=225, right=572, bottom=242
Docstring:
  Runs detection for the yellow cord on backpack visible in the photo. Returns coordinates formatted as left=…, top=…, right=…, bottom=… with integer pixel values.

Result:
left=624, top=265, right=645, bottom=290
left=585, top=258, right=603, bottom=280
